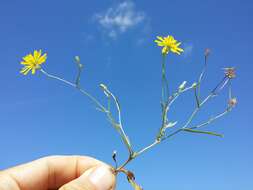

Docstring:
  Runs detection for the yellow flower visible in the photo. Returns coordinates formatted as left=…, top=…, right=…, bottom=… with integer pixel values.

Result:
left=155, top=35, right=184, bottom=55
left=20, top=50, right=47, bottom=75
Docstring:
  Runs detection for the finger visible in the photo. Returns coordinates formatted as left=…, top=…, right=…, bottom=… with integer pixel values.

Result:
left=0, top=155, right=110, bottom=190
left=59, top=165, right=116, bottom=190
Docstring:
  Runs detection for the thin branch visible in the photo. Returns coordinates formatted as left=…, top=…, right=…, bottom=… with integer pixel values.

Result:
left=168, top=85, right=195, bottom=107
left=40, top=69, right=106, bottom=111
left=189, top=107, right=232, bottom=130
left=197, top=55, right=208, bottom=99
left=40, top=69, right=76, bottom=87
left=161, top=56, right=169, bottom=103
left=40, top=69, right=133, bottom=155
left=194, top=87, right=200, bottom=107
left=228, top=80, right=232, bottom=100
left=200, top=76, right=229, bottom=106
left=100, top=86, right=133, bottom=155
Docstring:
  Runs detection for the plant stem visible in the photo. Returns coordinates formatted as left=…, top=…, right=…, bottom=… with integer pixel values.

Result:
left=168, top=85, right=194, bottom=107
left=40, top=68, right=133, bottom=155
left=140, top=77, right=231, bottom=155
left=116, top=104, right=232, bottom=173
left=40, top=69, right=106, bottom=111
left=161, top=55, right=169, bottom=103
left=135, top=140, right=160, bottom=156
left=198, top=55, right=208, bottom=99
left=101, top=87, right=133, bottom=155
left=116, top=155, right=133, bottom=171
left=189, top=108, right=232, bottom=130
left=194, top=87, right=200, bottom=107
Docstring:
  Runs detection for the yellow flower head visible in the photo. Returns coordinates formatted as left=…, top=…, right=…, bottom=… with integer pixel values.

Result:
left=20, top=50, right=47, bottom=75
left=155, top=35, right=184, bottom=55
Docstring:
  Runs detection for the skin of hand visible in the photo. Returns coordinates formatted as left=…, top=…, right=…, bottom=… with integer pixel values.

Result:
left=0, top=156, right=116, bottom=190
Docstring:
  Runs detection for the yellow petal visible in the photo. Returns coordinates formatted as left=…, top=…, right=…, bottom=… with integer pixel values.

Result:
left=162, top=47, right=169, bottom=54
left=37, top=53, right=47, bottom=64
left=21, top=61, right=31, bottom=65
left=156, top=36, right=164, bottom=41
left=20, top=66, right=31, bottom=75
left=177, top=47, right=184, bottom=52
left=176, top=42, right=181, bottom=46
left=34, top=50, right=42, bottom=61
left=23, top=54, right=35, bottom=63
left=31, top=67, right=36, bottom=74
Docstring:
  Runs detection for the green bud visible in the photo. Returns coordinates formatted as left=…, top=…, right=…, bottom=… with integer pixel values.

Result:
left=191, top=82, right=198, bottom=88
left=99, top=83, right=110, bottom=97
left=74, top=56, right=80, bottom=63
left=179, top=81, right=187, bottom=91
left=99, top=83, right=107, bottom=90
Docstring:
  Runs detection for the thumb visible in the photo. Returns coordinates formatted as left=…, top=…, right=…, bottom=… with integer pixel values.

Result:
left=59, top=165, right=116, bottom=190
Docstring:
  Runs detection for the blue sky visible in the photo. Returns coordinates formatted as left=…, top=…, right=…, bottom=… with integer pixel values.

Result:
left=0, top=0, right=252, bottom=189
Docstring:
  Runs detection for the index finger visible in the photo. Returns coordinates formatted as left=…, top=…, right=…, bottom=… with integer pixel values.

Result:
left=0, top=155, right=105, bottom=190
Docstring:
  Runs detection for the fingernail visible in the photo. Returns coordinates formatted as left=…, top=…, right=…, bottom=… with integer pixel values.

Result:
left=88, top=166, right=114, bottom=190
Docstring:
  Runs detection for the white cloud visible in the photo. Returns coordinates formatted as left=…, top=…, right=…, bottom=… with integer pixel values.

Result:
left=183, top=43, right=194, bottom=57
left=94, top=1, right=146, bottom=38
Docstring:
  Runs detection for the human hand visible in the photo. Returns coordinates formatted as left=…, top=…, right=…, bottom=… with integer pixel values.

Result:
left=0, top=156, right=116, bottom=190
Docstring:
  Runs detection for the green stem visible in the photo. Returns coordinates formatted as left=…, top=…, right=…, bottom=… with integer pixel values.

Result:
left=189, top=108, right=232, bottom=130
left=40, top=69, right=106, bottom=111
left=102, top=87, right=133, bottom=155
left=116, top=106, right=232, bottom=172
left=228, top=80, right=232, bottom=100
left=118, top=76, right=233, bottom=171
left=194, top=87, right=200, bottom=107
left=40, top=69, right=133, bottom=155
left=161, top=55, right=169, bottom=103
left=197, top=55, right=208, bottom=100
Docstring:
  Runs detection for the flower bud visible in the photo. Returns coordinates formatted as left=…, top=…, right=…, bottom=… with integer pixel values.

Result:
left=178, top=81, right=187, bottom=91
left=229, top=97, right=237, bottom=107
left=204, top=48, right=211, bottom=57
left=191, top=82, right=198, bottom=88
left=75, top=56, right=80, bottom=63
left=99, top=83, right=110, bottom=97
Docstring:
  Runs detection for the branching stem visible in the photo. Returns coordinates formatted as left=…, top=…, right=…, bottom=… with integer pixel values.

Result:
left=40, top=69, right=106, bottom=111
left=116, top=73, right=232, bottom=172
left=40, top=68, right=133, bottom=155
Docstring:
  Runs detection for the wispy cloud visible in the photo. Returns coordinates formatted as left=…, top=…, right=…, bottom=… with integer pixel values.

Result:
left=183, top=43, right=194, bottom=57
left=94, top=1, right=146, bottom=39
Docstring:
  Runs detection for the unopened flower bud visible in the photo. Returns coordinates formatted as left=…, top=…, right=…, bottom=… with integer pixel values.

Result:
left=99, top=83, right=107, bottom=90
left=191, top=82, right=198, bottom=88
left=75, top=56, right=80, bottom=63
left=204, top=48, right=211, bottom=57
left=179, top=81, right=187, bottom=91
left=229, top=97, right=237, bottom=107
left=112, top=150, right=117, bottom=163
left=99, top=83, right=110, bottom=97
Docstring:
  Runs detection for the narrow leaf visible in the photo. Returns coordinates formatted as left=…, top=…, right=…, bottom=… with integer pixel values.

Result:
left=183, top=128, right=224, bottom=137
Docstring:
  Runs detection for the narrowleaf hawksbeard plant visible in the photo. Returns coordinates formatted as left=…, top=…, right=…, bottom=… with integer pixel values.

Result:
left=20, top=35, right=237, bottom=190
